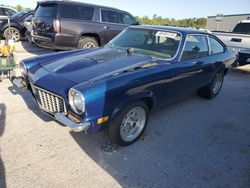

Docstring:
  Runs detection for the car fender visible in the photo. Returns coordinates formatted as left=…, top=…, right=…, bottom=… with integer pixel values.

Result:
left=110, top=90, right=156, bottom=120
left=3, top=23, right=22, bottom=32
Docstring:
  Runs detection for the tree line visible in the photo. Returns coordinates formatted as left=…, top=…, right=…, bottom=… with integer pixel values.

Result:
left=3, top=4, right=207, bottom=29
left=135, top=14, right=207, bottom=29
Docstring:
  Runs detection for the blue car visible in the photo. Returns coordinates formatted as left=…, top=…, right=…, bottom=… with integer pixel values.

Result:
left=13, top=26, right=236, bottom=146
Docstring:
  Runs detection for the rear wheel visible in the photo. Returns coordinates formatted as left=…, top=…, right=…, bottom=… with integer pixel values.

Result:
left=109, top=101, right=149, bottom=146
left=78, top=37, right=99, bottom=49
left=4, top=27, right=21, bottom=42
left=197, top=71, right=224, bottom=99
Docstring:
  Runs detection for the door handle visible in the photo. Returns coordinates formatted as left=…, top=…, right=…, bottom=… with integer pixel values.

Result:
left=231, top=38, right=241, bottom=42
left=104, top=26, right=110, bottom=30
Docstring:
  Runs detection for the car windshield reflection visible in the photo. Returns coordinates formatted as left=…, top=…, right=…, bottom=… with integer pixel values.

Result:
left=106, top=28, right=181, bottom=59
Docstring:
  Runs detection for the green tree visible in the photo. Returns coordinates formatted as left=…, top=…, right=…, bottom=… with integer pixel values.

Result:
left=16, top=5, right=22, bottom=11
left=136, top=15, right=207, bottom=29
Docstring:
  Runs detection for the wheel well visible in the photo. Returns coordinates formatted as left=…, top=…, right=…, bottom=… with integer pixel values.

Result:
left=4, top=26, right=20, bottom=32
left=224, top=68, right=229, bottom=75
left=80, top=33, right=100, bottom=46
left=140, top=97, right=154, bottom=111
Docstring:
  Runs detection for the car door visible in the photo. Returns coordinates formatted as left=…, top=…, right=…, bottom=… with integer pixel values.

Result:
left=169, top=34, right=214, bottom=99
left=99, top=9, right=127, bottom=45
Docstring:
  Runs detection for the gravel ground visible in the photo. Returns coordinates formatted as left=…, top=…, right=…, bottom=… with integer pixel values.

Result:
left=0, top=42, right=250, bottom=188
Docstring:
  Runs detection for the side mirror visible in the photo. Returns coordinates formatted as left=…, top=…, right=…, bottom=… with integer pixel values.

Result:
left=135, top=21, right=140, bottom=25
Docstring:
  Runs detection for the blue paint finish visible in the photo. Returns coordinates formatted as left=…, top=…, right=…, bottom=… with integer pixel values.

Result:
left=20, top=26, right=236, bottom=134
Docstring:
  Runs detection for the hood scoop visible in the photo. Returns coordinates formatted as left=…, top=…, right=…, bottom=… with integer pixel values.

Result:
left=85, top=48, right=126, bottom=63
left=53, top=57, right=97, bottom=74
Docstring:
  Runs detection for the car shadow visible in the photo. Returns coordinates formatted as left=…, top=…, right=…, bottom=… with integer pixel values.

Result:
left=69, top=98, right=199, bottom=188
left=69, top=90, right=250, bottom=187
left=0, top=103, right=6, bottom=188
left=20, top=41, right=54, bottom=56
left=8, top=85, right=52, bottom=122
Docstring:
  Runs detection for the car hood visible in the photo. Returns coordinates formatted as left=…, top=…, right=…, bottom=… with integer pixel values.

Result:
left=38, top=48, right=153, bottom=84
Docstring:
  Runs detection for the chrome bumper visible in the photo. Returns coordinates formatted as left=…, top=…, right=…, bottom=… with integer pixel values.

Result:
left=55, top=113, right=91, bottom=133
left=12, top=77, right=28, bottom=91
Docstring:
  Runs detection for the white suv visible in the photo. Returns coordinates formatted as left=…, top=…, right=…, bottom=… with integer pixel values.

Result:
left=0, top=6, right=17, bottom=19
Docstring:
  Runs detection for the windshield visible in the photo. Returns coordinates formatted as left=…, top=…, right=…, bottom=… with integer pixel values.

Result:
left=11, top=11, right=28, bottom=19
left=106, top=28, right=181, bottom=59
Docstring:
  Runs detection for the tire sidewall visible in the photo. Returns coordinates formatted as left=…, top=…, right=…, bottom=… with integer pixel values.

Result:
left=4, top=27, right=20, bottom=42
left=109, top=101, right=149, bottom=146
left=210, top=71, right=224, bottom=98
left=78, top=37, right=98, bottom=49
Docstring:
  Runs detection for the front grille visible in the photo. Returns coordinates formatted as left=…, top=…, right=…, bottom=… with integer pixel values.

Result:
left=35, top=87, right=65, bottom=113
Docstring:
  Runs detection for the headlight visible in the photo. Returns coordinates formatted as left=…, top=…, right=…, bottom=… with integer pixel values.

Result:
left=69, top=88, right=85, bottom=114
left=19, top=61, right=27, bottom=77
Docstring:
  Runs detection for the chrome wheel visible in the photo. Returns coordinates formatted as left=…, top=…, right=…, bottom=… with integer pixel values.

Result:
left=120, top=106, right=146, bottom=142
left=83, top=42, right=97, bottom=48
left=212, top=72, right=223, bottom=94
left=4, top=28, right=20, bottom=41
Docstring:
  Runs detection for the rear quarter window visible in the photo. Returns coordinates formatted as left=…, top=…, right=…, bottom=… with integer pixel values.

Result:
left=35, top=4, right=57, bottom=18
left=61, top=4, right=94, bottom=20
left=209, top=37, right=225, bottom=54
left=181, top=35, right=209, bottom=61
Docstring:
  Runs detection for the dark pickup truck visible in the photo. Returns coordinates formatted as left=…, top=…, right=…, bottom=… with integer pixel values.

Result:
left=213, top=20, right=250, bottom=65
left=32, top=0, right=138, bottom=50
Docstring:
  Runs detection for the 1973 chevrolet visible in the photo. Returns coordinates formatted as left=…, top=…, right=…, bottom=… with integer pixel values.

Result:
left=12, top=26, right=236, bottom=146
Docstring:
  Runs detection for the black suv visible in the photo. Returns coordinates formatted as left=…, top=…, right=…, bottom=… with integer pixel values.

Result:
left=32, top=0, right=138, bottom=50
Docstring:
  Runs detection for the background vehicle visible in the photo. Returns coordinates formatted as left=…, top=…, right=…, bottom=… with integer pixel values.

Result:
left=13, top=26, right=236, bottom=146
left=32, top=0, right=138, bottom=50
left=0, top=6, right=17, bottom=19
left=0, top=11, right=34, bottom=42
left=213, top=20, right=250, bottom=65
left=24, top=14, right=34, bottom=43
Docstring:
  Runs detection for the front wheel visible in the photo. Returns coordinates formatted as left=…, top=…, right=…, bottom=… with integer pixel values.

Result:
left=109, top=101, right=149, bottom=146
left=4, top=27, right=21, bottom=42
left=197, top=71, right=224, bottom=99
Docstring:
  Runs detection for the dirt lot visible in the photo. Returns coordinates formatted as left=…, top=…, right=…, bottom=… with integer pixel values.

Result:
left=0, top=42, right=250, bottom=188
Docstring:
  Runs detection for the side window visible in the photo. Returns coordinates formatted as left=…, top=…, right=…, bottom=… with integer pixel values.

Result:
left=209, top=37, right=225, bottom=54
left=5, top=8, right=16, bottom=16
left=181, top=35, right=209, bottom=61
left=61, top=5, right=94, bottom=20
left=121, top=13, right=136, bottom=25
left=0, top=8, right=5, bottom=15
left=101, top=10, right=121, bottom=24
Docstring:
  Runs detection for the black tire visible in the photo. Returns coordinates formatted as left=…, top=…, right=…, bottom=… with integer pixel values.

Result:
left=109, top=101, right=149, bottom=146
left=4, top=27, right=21, bottom=42
left=78, top=37, right=99, bottom=49
left=197, top=71, right=224, bottom=99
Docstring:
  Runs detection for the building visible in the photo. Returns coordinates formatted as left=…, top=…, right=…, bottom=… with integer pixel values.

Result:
left=206, top=13, right=250, bottom=32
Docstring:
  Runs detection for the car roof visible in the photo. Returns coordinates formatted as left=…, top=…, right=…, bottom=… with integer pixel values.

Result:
left=38, top=0, right=124, bottom=12
left=0, top=6, right=17, bottom=11
left=131, top=25, right=209, bottom=35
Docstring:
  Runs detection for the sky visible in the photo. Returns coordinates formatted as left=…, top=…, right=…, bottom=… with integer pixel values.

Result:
left=1, top=0, right=250, bottom=19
